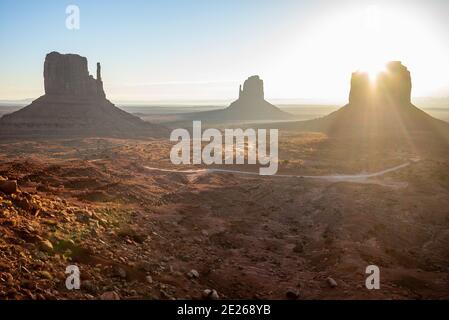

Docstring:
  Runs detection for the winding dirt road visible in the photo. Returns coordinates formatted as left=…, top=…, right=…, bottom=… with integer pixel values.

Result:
left=145, top=161, right=415, bottom=183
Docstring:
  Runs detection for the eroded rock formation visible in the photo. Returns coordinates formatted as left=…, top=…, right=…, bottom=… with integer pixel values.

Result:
left=44, top=52, right=105, bottom=99
left=238, top=75, right=265, bottom=101
left=0, top=52, right=167, bottom=139
left=224, top=75, right=290, bottom=120
left=377, top=61, right=412, bottom=105
left=276, top=61, right=449, bottom=145
left=182, top=75, right=291, bottom=122
left=349, top=61, right=412, bottom=106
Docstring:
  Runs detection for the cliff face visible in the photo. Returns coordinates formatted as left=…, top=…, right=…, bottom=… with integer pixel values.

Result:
left=44, top=52, right=105, bottom=99
left=348, top=72, right=372, bottom=105
left=377, top=61, right=412, bottom=105
left=349, top=61, right=412, bottom=106
left=238, top=75, right=265, bottom=101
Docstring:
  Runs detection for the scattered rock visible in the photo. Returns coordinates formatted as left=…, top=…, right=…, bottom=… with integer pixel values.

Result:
left=82, top=280, right=97, bottom=293
left=293, top=242, right=304, bottom=254
left=75, top=210, right=91, bottom=223
left=286, top=288, right=300, bottom=300
left=4, top=273, right=14, bottom=286
left=203, top=289, right=219, bottom=300
left=136, top=261, right=152, bottom=272
left=117, top=227, right=147, bottom=244
left=14, top=196, right=34, bottom=211
left=187, top=269, right=200, bottom=279
left=39, top=271, right=53, bottom=280
left=160, top=289, right=174, bottom=299
left=39, top=240, right=54, bottom=252
left=0, top=262, right=11, bottom=272
left=100, top=291, right=120, bottom=300
left=112, top=266, right=127, bottom=279
left=327, top=277, right=338, bottom=288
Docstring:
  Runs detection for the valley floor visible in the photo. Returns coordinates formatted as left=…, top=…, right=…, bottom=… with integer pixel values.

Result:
left=0, top=136, right=448, bottom=299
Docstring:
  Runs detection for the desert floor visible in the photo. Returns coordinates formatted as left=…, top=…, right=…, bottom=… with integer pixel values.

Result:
left=0, top=134, right=448, bottom=299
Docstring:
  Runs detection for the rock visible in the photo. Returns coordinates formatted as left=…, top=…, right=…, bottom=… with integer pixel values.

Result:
left=348, top=72, right=371, bottom=105
left=202, top=289, right=212, bottom=299
left=0, top=52, right=168, bottom=139
left=239, top=75, right=264, bottom=101
left=187, top=269, right=200, bottom=279
left=145, top=275, right=153, bottom=284
left=349, top=61, right=411, bottom=105
left=75, top=210, right=91, bottom=223
left=0, top=180, right=18, bottom=195
left=293, top=61, right=448, bottom=140
left=160, top=289, right=175, bottom=300
left=39, top=240, right=54, bottom=252
left=327, top=277, right=338, bottom=288
left=0, top=262, right=11, bottom=271
left=286, top=288, right=300, bottom=300
left=58, top=239, right=75, bottom=249
left=100, top=291, right=120, bottom=300
left=201, top=230, right=209, bottom=236
left=202, top=289, right=219, bottom=300
left=44, top=52, right=105, bottom=98
left=112, top=266, right=127, bottom=279
left=210, top=290, right=220, bottom=300
left=379, top=61, right=412, bottom=104
left=293, top=242, right=304, bottom=254
left=4, top=273, right=14, bottom=286
left=136, top=261, right=152, bottom=272
left=14, top=196, right=33, bottom=211
left=225, top=76, right=290, bottom=120
left=39, top=271, right=53, bottom=280
left=117, top=227, right=147, bottom=244
left=82, top=280, right=97, bottom=293
left=193, top=237, right=203, bottom=243
left=185, top=75, right=291, bottom=121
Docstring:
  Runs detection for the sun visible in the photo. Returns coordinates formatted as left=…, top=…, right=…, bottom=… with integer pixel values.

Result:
left=361, top=61, right=386, bottom=82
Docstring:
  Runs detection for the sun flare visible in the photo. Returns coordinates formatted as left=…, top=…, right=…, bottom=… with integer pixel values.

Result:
left=361, top=62, right=386, bottom=81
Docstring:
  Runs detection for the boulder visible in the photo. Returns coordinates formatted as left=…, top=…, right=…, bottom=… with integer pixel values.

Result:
left=0, top=180, right=18, bottom=195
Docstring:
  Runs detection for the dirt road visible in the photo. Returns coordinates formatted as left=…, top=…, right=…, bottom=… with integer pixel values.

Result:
left=144, top=161, right=414, bottom=183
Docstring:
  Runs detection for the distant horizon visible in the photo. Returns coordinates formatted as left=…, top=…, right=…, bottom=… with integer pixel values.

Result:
left=1, top=96, right=448, bottom=108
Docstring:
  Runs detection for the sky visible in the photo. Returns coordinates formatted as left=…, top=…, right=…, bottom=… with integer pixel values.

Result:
left=1, top=0, right=449, bottom=103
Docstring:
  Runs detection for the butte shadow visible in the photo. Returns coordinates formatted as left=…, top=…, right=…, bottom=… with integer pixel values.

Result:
left=0, top=52, right=168, bottom=140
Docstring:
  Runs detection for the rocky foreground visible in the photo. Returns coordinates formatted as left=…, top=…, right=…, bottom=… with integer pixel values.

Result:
left=0, top=137, right=448, bottom=300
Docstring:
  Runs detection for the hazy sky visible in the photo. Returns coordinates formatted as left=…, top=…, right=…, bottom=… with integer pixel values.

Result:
left=1, top=0, right=449, bottom=102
